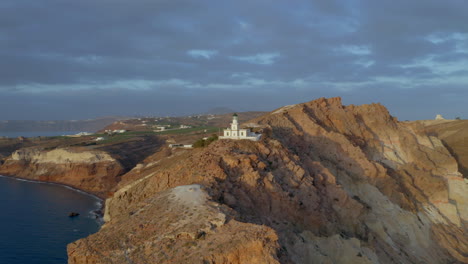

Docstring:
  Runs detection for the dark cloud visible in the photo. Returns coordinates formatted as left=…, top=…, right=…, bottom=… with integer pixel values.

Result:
left=0, top=0, right=467, bottom=120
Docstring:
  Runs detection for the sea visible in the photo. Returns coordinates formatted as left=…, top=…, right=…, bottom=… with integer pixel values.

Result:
left=0, top=176, right=101, bottom=264
left=0, top=131, right=83, bottom=138
left=0, top=131, right=101, bottom=263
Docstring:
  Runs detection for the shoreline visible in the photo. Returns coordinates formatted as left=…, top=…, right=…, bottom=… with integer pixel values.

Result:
left=0, top=174, right=105, bottom=224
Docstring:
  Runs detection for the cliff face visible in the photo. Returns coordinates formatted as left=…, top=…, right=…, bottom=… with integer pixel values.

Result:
left=421, top=119, right=468, bottom=178
left=68, top=97, right=468, bottom=263
left=0, top=147, right=125, bottom=197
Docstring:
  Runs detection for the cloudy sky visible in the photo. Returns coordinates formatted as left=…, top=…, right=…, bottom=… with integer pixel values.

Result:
left=1, top=0, right=467, bottom=120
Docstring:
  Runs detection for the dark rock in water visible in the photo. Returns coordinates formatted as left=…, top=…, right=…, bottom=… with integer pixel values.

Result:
left=93, top=209, right=103, bottom=216
left=92, top=210, right=103, bottom=219
left=68, top=212, right=80, bottom=217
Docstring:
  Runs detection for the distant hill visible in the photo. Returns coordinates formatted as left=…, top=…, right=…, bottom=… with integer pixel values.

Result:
left=202, top=107, right=236, bottom=115
left=0, top=117, right=127, bottom=133
left=99, top=111, right=267, bottom=132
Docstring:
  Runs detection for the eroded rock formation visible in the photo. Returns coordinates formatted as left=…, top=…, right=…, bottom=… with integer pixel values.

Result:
left=420, top=119, right=468, bottom=178
left=66, top=97, right=467, bottom=263
left=0, top=147, right=124, bottom=197
left=68, top=185, right=280, bottom=263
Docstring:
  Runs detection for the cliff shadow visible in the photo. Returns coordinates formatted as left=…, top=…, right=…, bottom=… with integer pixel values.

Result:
left=210, top=129, right=380, bottom=262
left=210, top=125, right=452, bottom=263
left=98, top=135, right=165, bottom=172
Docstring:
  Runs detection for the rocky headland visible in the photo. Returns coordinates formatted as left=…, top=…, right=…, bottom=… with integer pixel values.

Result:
left=0, top=134, right=163, bottom=197
left=62, top=97, right=467, bottom=263
left=0, top=147, right=124, bottom=197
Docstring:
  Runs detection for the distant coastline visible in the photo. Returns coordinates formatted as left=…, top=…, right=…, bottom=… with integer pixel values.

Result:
left=0, top=131, right=84, bottom=138
left=0, top=117, right=125, bottom=134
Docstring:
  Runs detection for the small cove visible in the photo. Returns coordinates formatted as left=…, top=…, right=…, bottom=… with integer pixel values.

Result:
left=0, top=175, right=101, bottom=263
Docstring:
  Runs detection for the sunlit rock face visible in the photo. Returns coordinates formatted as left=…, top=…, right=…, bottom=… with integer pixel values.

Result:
left=0, top=147, right=124, bottom=197
left=68, top=97, right=467, bottom=263
left=68, top=185, right=281, bottom=264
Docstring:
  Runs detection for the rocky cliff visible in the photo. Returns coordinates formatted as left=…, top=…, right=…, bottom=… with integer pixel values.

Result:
left=0, top=147, right=124, bottom=197
left=68, top=97, right=467, bottom=263
left=0, top=135, right=163, bottom=197
left=420, top=119, right=468, bottom=178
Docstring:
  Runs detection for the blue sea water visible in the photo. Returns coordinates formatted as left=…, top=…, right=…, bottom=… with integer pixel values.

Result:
left=0, top=131, right=83, bottom=138
left=0, top=175, right=101, bottom=264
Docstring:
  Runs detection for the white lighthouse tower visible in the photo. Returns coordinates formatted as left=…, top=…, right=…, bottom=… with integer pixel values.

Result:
left=231, top=113, right=239, bottom=131
left=219, top=113, right=261, bottom=141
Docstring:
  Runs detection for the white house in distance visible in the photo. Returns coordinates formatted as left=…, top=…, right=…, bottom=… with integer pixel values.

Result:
left=219, top=113, right=261, bottom=141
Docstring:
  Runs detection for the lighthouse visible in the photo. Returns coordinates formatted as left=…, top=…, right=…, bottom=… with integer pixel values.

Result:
left=219, top=113, right=261, bottom=141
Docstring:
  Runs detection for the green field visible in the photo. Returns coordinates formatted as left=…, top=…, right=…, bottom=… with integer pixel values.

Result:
left=94, top=126, right=219, bottom=145
left=155, top=126, right=219, bottom=135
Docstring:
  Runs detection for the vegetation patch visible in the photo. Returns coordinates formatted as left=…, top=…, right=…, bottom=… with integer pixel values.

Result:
left=193, top=134, right=219, bottom=148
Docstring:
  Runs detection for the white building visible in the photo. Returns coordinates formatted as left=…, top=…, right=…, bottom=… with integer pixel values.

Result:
left=219, top=114, right=261, bottom=141
left=169, top=144, right=193, bottom=149
left=66, top=132, right=93, bottom=137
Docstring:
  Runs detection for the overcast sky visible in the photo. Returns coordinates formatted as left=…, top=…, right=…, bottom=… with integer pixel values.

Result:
left=1, top=0, right=467, bottom=120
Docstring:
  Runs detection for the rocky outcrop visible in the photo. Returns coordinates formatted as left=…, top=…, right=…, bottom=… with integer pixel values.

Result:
left=0, top=147, right=125, bottom=197
left=68, top=97, right=468, bottom=263
left=420, top=119, right=468, bottom=178
left=68, top=185, right=280, bottom=264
